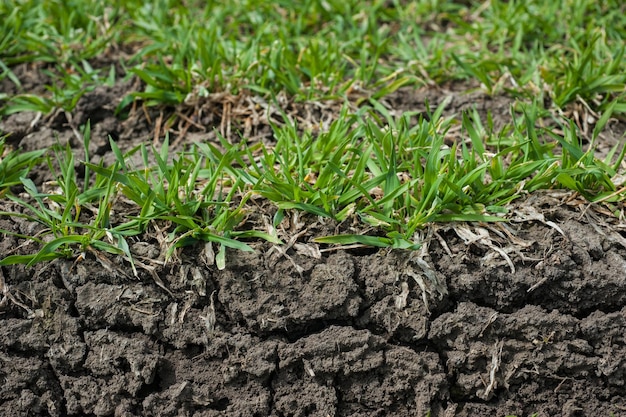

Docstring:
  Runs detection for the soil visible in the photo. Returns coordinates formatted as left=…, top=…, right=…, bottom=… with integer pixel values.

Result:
left=1, top=69, right=626, bottom=417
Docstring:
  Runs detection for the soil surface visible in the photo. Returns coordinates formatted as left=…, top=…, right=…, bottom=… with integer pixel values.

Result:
left=1, top=71, right=626, bottom=417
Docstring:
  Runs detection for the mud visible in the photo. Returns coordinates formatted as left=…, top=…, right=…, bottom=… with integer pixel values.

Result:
left=2, top=74, right=626, bottom=416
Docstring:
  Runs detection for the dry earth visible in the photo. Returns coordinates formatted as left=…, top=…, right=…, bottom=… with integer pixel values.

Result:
left=1, top=68, right=626, bottom=416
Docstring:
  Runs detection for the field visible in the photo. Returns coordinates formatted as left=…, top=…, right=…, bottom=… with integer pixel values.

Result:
left=1, top=1, right=626, bottom=416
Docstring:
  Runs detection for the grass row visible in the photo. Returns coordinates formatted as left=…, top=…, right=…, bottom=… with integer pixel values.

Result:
left=1, top=0, right=625, bottom=114
left=1, top=98, right=624, bottom=268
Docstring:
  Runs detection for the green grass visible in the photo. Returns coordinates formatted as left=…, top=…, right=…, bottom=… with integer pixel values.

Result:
left=0, top=136, right=46, bottom=195
left=0, top=124, right=281, bottom=270
left=2, top=0, right=625, bottom=111
left=1, top=0, right=625, bottom=266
